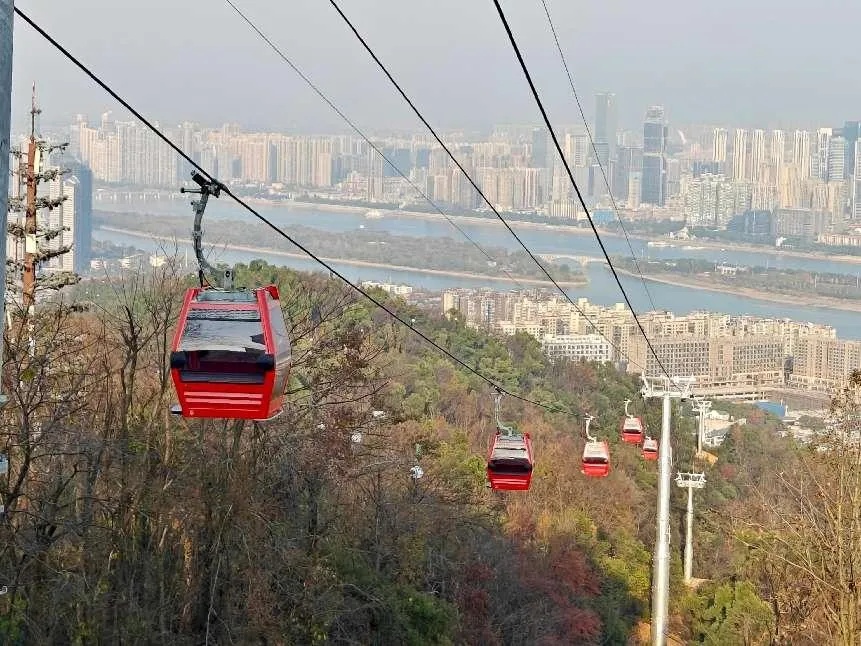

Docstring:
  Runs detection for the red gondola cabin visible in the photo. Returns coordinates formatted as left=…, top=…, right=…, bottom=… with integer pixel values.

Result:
left=581, top=441, right=610, bottom=478
left=170, top=286, right=291, bottom=420
left=486, top=431, right=534, bottom=491
left=642, top=437, right=658, bottom=461
left=620, top=416, right=645, bottom=444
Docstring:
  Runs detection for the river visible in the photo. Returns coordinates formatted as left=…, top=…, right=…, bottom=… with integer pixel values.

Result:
left=93, top=195, right=861, bottom=339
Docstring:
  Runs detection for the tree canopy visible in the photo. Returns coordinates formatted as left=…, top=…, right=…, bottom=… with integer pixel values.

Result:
left=0, top=260, right=851, bottom=644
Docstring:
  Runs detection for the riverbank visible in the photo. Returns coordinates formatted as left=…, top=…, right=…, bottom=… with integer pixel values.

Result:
left=638, top=235, right=861, bottom=267
left=98, top=191, right=861, bottom=267
left=98, top=226, right=588, bottom=288
left=612, top=267, right=861, bottom=314
left=257, top=198, right=600, bottom=237
left=268, top=200, right=861, bottom=267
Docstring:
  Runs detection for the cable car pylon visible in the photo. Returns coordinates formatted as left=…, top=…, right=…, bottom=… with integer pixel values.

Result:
left=692, top=398, right=712, bottom=457
left=640, top=374, right=694, bottom=646
left=675, top=471, right=706, bottom=585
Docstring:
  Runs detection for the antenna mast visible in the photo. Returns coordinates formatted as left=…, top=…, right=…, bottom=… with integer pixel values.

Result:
left=22, top=85, right=42, bottom=312
left=10, top=86, right=71, bottom=314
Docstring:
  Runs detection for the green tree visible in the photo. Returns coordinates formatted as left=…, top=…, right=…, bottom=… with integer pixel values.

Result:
left=687, top=582, right=774, bottom=645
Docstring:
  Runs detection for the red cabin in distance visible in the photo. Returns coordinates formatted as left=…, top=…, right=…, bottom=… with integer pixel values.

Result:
left=642, top=437, right=658, bottom=461
left=486, top=431, right=534, bottom=491
left=581, top=441, right=610, bottom=478
left=621, top=416, right=645, bottom=444
left=170, top=286, right=291, bottom=420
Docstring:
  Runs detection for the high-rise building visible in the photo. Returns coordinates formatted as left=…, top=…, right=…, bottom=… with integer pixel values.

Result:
left=614, top=145, right=642, bottom=203
left=531, top=127, right=553, bottom=202
left=382, top=147, right=410, bottom=178
left=367, top=145, right=385, bottom=201
left=712, top=128, right=728, bottom=165
left=816, top=128, right=833, bottom=180
left=531, top=127, right=549, bottom=167
left=665, top=158, right=682, bottom=199
left=853, top=140, right=861, bottom=219
left=594, top=93, right=617, bottom=168
left=731, top=129, right=747, bottom=181
left=750, top=129, right=766, bottom=182
left=843, top=121, right=861, bottom=180
left=641, top=106, right=667, bottom=206
left=827, top=136, right=846, bottom=182
left=684, top=174, right=720, bottom=226
left=44, top=161, right=93, bottom=275
left=67, top=163, right=93, bottom=274
left=564, top=130, right=589, bottom=168
left=588, top=94, right=617, bottom=198
left=770, top=130, right=785, bottom=179
left=792, top=130, right=812, bottom=179
left=682, top=173, right=741, bottom=227
left=628, top=171, right=642, bottom=209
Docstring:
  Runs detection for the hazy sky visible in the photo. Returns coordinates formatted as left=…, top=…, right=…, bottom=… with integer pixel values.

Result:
left=10, top=0, right=861, bottom=135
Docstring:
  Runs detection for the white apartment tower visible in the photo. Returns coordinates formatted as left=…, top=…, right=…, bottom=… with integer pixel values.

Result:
left=816, top=128, right=832, bottom=180
left=750, top=129, right=766, bottom=182
left=732, top=129, right=747, bottom=180
left=770, top=130, right=785, bottom=167
left=827, top=136, right=846, bottom=182
left=853, top=139, right=861, bottom=219
left=43, top=163, right=92, bottom=275
left=712, top=128, right=727, bottom=164
left=792, top=130, right=812, bottom=179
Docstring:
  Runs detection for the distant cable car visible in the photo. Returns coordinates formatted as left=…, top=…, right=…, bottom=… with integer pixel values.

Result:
left=486, top=392, right=534, bottom=491
left=620, top=398, right=644, bottom=444
left=170, top=173, right=291, bottom=420
left=487, top=431, right=534, bottom=491
left=642, top=436, right=658, bottom=461
left=581, top=415, right=610, bottom=478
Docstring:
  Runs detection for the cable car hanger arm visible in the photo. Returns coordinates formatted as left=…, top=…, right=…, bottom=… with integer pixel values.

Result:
left=180, top=171, right=234, bottom=289
left=494, top=389, right=517, bottom=436
left=584, top=414, right=596, bottom=442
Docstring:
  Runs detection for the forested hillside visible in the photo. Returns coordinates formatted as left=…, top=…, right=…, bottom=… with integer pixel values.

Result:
left=0, top=260, right=857, bottom=644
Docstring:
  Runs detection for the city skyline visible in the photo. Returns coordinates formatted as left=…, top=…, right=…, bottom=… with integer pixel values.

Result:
left=11, top=92, right=861, bottom=327
left=9, top=0, right=861, bottom=134
left=45, top=107, right=861, bottom=225
left=14, top=100, right=861, bottom=390
left=17, top=105, right=861, bottom=146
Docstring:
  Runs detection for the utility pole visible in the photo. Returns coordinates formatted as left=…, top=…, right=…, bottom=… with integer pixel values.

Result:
left=641, top=375, right=694, bottom=646
left=676, top=471, right=706, bottom=585
left=693, top=398, right=712, bottom=455
left=0, top=0, right=13, bottom=406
